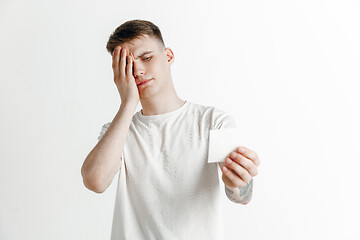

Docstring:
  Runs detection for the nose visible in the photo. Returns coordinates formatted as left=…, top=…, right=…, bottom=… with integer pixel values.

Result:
left=133, top=60, right=145, bottom=78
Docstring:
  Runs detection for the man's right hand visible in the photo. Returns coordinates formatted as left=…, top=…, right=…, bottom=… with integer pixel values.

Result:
left=112, top=46, right=139, bottom=105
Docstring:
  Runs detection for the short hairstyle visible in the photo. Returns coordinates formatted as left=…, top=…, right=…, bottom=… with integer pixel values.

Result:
left=106, top=19, right=166, bottom=56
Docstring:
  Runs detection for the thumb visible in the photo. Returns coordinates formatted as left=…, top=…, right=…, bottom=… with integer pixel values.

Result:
left=219, top=162, right=225, bottom=169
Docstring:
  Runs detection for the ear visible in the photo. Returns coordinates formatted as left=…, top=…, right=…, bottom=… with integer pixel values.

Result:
left=164, top=48, right=175, bottom=64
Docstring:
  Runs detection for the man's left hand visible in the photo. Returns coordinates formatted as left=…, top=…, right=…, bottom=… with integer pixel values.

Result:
left=219, top=146, right=261, bottom=188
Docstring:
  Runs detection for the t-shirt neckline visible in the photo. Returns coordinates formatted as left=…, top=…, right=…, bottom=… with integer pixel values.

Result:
left=137, top=101, right=189, bottom=122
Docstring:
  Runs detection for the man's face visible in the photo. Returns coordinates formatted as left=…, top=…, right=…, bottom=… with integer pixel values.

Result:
left=119, top=34, right=174, bottom=99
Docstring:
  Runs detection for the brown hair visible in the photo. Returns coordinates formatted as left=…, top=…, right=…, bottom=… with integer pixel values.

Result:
left=106, top=19, right=166, bottom=55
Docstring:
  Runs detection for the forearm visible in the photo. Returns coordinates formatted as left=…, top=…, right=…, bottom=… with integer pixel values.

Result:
left=225, top=178, right=253, bottom=204
left=81, top=102, right=136, bottom=193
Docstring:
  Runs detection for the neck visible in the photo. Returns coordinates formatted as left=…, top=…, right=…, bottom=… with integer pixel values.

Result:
left=139, top=89, right=185, bottom=116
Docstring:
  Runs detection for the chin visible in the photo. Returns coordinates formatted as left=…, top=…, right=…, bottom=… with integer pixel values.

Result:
left=139, top=86, right=158, bottom=99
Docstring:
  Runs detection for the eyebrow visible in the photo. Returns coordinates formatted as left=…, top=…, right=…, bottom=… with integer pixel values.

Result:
left=135, top=50, right=153, bottom=59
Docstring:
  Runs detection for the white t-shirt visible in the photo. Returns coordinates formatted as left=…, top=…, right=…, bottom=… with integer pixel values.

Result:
left=98, top=100, right=237, bottom=240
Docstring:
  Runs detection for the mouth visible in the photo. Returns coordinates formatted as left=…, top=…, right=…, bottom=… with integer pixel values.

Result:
left=137, top=78, right=153, bottom=86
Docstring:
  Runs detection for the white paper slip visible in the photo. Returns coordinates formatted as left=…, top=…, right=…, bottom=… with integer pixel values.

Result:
left=208, top=128, right=242, bottom=163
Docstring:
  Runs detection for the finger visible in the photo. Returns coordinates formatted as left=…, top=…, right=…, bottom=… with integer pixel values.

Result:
left=119, top=48, right=127, bottom=78
left=237, top=146, right=261, bottom=167
left=218, top=161, right=225, bottom=170
left=112, top=46, right=121, bottom=75
left=229, top=152, right=258, bottom=177
left=225, top=157, right=252, bottom=183
left=126, top=53, right=133, bottom=77
left=221, top=174, right=233, bottom=187
left=221, top=166, right=247, bottom=188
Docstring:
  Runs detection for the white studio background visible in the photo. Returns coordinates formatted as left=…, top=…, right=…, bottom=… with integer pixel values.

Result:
left=0, top=0, right=359, bottom=239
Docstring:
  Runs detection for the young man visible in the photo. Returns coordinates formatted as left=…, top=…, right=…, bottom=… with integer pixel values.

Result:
left=81, top=19, right=260, bottom=240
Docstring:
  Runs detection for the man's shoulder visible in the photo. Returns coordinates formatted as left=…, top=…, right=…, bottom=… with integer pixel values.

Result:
left=187, top=101, right=216, bottom=112
left=186, top=101, right=234, bottom=123
left=186, top=101, right=236, bottom=129
left=188, top=101, right=229, bottom=116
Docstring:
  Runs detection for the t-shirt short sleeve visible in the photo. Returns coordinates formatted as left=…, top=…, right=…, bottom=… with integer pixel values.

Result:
left=212, top=107, right=237, bottom=130
left=98, top=121, right=112, bottom=141
left=211, top=107, right=237, bottom=171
